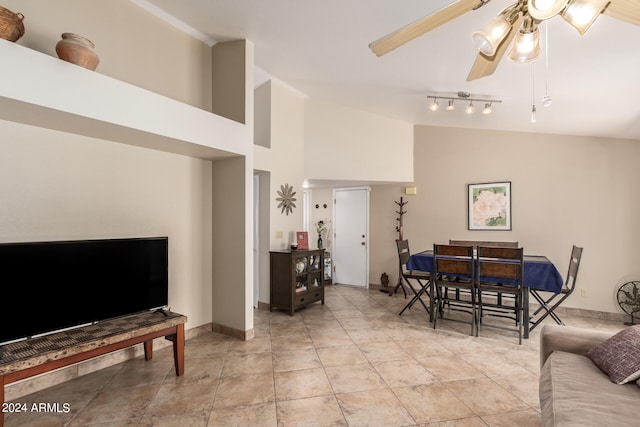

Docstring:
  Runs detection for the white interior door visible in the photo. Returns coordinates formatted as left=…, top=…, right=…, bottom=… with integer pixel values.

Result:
left=333, top=187, right=369, bottom=287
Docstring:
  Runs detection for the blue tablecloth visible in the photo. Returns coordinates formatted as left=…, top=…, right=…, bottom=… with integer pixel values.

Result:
left=407, top=251, right=564, bottom=293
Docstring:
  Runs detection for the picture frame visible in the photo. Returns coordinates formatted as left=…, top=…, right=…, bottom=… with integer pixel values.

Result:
left=296, top=231, right=309, bottom=250
left=468, top=181, right=512, bottom=230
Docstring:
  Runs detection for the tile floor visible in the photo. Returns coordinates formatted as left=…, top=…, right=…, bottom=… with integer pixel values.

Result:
left=4, top=285, right=625, bottom=426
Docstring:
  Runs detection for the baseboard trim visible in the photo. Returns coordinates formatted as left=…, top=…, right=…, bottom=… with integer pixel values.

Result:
left=211, top=322, right=254, bottom=341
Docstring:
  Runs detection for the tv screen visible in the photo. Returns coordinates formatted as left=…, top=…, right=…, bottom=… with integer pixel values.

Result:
left=0, top=237, right=168, bottom=345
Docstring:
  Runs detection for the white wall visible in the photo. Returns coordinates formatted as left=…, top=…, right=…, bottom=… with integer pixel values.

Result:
left=0, top=120, right=213, bottom=327
left=370, top=125, right=640, bottom=314
left=304, top=98, right=414, bottom=183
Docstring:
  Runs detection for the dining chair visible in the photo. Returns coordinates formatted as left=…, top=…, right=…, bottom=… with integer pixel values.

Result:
left=432, top=244, right=476, bottom=335
left=529, top=245, right=583, bottom=332
left=396, top=240, right=432, bottom=317
left=476, top=246, right=524, bottom=344
left=449, top=239, right=519, bottom=248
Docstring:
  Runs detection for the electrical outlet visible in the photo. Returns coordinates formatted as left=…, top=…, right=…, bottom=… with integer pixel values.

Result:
left=275, top=231, right=283, bottom=239
left=580, top=289, right=588, bottom=297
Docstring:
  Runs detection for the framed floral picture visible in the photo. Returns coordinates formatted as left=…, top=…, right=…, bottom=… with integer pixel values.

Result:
left=468, top=182, right=512, bottom=230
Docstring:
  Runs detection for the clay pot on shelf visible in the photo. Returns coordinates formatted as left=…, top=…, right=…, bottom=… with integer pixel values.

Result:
left=55, top=33, right=99, bottom=71
left=0, top=6, right=25, bottom=42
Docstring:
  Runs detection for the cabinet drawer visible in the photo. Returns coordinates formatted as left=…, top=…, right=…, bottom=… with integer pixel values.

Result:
left=295, top=289, right=323, bottom=306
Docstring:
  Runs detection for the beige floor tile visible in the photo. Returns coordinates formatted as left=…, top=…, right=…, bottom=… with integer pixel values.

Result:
left=276, top=395, right=347, bottom=427
left=357, top=340, right=413, bottom=363
left=393, top=383, right=475, bottom=424
left=140, top=412, right=210, bottom=427
left=164, top=357, right=224, bottom=383
left=274, top=367, right=334, bottom=401
left=227, top=336, right=272, bottom=354
left=346, top=327, right=392, bottom=344
left=103, top=358, right=173, bottom=389
left=416, top=355, right=486, bottom=382
left=425, top=417, right=490, bottom=426
left=491, top=373, right=540, bottom=409
left=221, top=351, right=274, bottom=377
left=325, top=364, right=387, bottom=393
left=270, top=334, right=315, bottom=352
left=273, top=348, right=322, bottom=372
left=208, top=402, right=277, bottom=427
left=336, top=388, right=415, bottom=427
left=213, top=373, right=275, bottom=409
left=395, top=339, right=453, bottom=358
left=270, top=321, right=309, bottom=337
left=444, top=378, right=529, bottom=416
left=146, top=379, right=218, bottom=416
left=337, top=317, right=376, bottom=330
left=317, top=344, right=368, bottom=367
left=8, top=285, right=628, bottom=427
left=481, top=408, right=541, bottom=427
left=67, top=384, right=160, bottom=426
left=309, top=330, right=355, bottom=348
left=373, top=359, right=436, bottom=388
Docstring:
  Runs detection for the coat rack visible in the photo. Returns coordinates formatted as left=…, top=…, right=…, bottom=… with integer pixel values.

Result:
left=388, top=197, right=408, bottom=297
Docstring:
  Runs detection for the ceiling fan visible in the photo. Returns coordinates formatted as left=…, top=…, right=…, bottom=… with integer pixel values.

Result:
left=369, top=0, right=640, bottom=81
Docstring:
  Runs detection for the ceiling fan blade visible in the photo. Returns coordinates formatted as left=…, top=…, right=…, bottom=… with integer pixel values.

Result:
left=467, top=14, right=523, bottom=81
left=369, top=0, right=485, bottom=57
left=604, top=0, right=640, bottom=26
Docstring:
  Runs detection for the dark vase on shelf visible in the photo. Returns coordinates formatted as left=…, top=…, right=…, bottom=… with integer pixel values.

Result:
left=317, top=236, right=323, bottom=249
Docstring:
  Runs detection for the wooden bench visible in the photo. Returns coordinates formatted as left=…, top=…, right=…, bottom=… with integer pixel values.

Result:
left=0, top=310, right=186, bottom=427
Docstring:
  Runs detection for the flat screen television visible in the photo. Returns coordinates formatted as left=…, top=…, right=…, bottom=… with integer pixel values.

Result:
left=0, top=236, right=169, bottom=345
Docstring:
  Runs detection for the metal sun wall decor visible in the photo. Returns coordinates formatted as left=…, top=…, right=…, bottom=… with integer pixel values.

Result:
left=276, top=183, right=297, bottom=215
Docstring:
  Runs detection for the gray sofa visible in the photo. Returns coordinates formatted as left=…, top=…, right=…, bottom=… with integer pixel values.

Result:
left=539, top=324, right=640, bottom=426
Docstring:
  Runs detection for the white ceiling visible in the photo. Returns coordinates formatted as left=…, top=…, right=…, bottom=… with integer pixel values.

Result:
left=135, top=0, right=640, bottom=140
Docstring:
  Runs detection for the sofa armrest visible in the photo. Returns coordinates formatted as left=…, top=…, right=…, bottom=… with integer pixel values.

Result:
left=540, top=324, right=614, bottom=369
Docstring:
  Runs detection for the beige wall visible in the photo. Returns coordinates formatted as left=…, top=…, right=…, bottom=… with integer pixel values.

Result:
left=370, top=125, right=640, bottom=314
left=3, top=0, right=212, bottom=110
left=304, top=98, right=414, bottom=183
left=0, top=120, right=214, bottom=327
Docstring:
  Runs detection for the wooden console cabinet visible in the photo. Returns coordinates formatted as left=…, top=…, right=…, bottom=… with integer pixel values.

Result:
left=270, top=249, right=325, bottom=315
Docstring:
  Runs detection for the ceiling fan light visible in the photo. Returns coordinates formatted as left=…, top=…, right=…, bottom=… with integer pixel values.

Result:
left=561, top=0, right=609, bottom=35
left=482, top=103, right=492, bottom=115
left=472, top=16, right=511, bottom=56
left=527, top=0, right=570, bottom=20
left=429, top=98, right=439, bottom=112
left=509, top=28, right=542, bottom=63
left=446, top=100, right=455, bottom=111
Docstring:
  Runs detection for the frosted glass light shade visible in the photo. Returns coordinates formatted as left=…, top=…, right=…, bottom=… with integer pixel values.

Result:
left=562, top=0, right=609, bottom=35
left=472, top=16, right=511, bottom=56
left=509, top=28, right=541, bottom=63
left=528, top=0, right=569, bottom=20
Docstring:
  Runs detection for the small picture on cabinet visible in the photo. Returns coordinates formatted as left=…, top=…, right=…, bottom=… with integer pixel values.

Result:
left=296, top=231, right=309, bottom=249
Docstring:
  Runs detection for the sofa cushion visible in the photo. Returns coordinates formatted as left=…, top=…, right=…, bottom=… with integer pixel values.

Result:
left=540, top=351, right=639, bottom=427
left=586, top=325, right=640, bottom=384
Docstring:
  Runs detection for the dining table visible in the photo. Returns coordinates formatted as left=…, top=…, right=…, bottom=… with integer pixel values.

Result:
left=407, top=250, right=564, bottom=339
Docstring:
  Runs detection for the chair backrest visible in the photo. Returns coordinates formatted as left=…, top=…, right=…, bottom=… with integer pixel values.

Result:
left=564, top=245, right=583, bottom=292
left=433, top=244, right=474, bottom=277
left=449, top=239, right=519, bottom=248
left=396, top=239, right=411, bottom=271
left=477, top=246, right=523, bottom=282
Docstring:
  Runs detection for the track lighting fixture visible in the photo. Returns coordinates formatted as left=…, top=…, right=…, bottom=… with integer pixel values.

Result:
left=426, top=92, right=501, bottom=115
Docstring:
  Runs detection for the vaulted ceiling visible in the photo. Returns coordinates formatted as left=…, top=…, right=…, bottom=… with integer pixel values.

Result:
left=136, top=0, right=640, bottom=140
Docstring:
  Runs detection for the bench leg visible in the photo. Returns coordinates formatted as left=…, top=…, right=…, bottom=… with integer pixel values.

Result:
left=173, top=323, right=185, bottom=376
left=1, top=375, right=5, bottom=427
left=144, top=340, right=153, bottom=361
